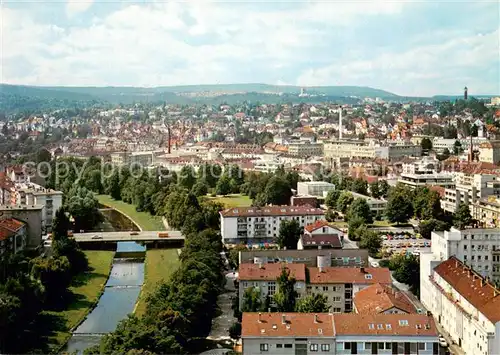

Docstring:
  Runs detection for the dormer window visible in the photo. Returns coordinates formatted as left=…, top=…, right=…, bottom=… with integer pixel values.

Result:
left=365, top=274, right=373, bottom=280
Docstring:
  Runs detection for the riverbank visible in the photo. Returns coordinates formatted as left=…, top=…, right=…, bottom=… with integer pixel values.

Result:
left=135, top=248, right=180, bottom=316
left=45, top=250, right=114, bottom=351
left=96, top=195, right=165, bottom=231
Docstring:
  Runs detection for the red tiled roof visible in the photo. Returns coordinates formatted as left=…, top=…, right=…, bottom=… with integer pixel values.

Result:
left=0, top=228, right=13, bottom=241
left=333, top=314, right=437, bottom=336
left=433, top=257, right=500, bottom=323
left=0, top=218, right=25, bottom=232
left=304, top=220, right=331, bottom=233
left=429, top=185, right=445, bottom=198
left=353, top=283, right=416, bottom=315
left=238, top=263, right=306, bottom=282
left=308, top=267, right=392, bottom=285
left=220, top=206, right=324, bottom=218
left=242, top=312, right=334, bottom=338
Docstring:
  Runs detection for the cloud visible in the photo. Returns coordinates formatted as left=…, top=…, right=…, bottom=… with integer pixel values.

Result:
left=66, top=0, right=94, bottom=17
left=1, top=0, right=498, bottom=96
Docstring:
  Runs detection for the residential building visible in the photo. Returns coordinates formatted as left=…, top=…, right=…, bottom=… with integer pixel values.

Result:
left=241, top=312, right=439, bottom=355
left=298, top=220, right=344, bottom=250
left=420, top=257, right=500, bottom=355
left=353, top=283, right=417, bottom=315
left=306, top=267, right=392, bottom=313
left=398, top=172, right=455, bottom=189
left=430, top=227, right=500, bottom=283
left=14, top=183, right=62, bottom=232
left=239, top=249, right=369, bottom=268
left=238, top=263, right=307, bottom=309
left=0, top=205, right=43, bottom=249
left=0, top=218, right=27, bottom=254
left=297, top=181, right=335, bottom=198
left=349, top=192, right=387, bottom=215
left=473, top=196, right=500, bottom=228
left=220, top=206, right=324, bottom=244
left=479, top=141, right=500, bottom=164
left=291, top=195, right=318, bottom=207
left=441, top=172, right=500, bottom=213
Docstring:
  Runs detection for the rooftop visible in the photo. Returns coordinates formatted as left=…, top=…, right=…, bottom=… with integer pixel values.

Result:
left=433, top=257, right=500, bottom=324
left=308, top=267, right=392, bottom=284
left=353, top=283, right=417, bottom=315
left=238, top=263, right=307, bottom=282
left=220, top=206, right=324, bottom=217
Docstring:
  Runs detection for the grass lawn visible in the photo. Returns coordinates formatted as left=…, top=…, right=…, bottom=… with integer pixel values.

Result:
left=372, top=220, right=393, bottom=227
left=96, top=194, right=165, bottom=231
left=45, top=251, right=114, bottom=350
left=135, top=249, right=180, bottom=317
left=207, top=194, right=252, bottom=208
left=331, top=221, right=348, bottom=229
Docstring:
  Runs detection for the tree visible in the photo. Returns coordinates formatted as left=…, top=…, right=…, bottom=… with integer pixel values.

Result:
left=347, top=215, right=365, bottom=241
left=369, top=181, right=381, bottom=199
left=295, top=293, right=329, bottom=313
left=337, top=191, right=354, bottom=214
left=453, top=203, right=473, bottom=230
left=325, top=190, right=341, bottom=209
left=378, top=180, right=389, bottom=198
left=65, top=186, right=102, bottom=231
left=393, top=255, right=420, bottom=296
left=274, top=267, right=297, bottom=312
left=107, top=171, right=121, bottom=200
left=215, top=175, right=231, bottom=196
left=358, top=228, right=383, bottom=256
left=191, top=180, right=208, bottom=197
left=453, top=140, right=462, bottom=155
left=276, top=219, right=302, bottom=250
left=347, top=198, right=373, bottom=224
left=30, top=256, right=71, bottom=303
left=199, top=163, right=222, bottom=188
left=420, top=138, right=432, bottom=152
left=36, top=148, right=52, bottom=163
left=255, top=176, right=292, bottom=206
left=52, top=207, right=70, bottom=240
left=178, top=166, right=196, bottom=190
left=385, top=189, right=413, bottom=225
left=418, top=219, right=450, bottom=239
left=351, top=179, right=368, bottom=195
left=241, top=287, right=262, bottom=312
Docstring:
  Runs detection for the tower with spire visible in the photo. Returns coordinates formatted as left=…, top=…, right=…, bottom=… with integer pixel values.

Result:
left=464, top=86, right=468, bottom=100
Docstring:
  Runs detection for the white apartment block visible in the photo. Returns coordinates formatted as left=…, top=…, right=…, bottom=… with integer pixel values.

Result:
left=441, top=172, right=500, bottom=213
left=420, top=257, right=500, bottom=355
left=220, top=206, right=324, bottom=244
left=431, top=228, right=500, bottom=283
left=398, top=172, right=455, bottom=189
left=324, top=140, right=421, bottom=162
left=297, top=181, right=335, bottom=198
left=241, top=312, right=439, bottom=355
left=479, top=141, right=500, bottom=164
left=473, top=196, right=500, bottom=228
left=14, top=183, right=62, bottom=233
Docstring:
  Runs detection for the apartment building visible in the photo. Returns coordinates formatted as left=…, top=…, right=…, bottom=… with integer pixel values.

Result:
left=0, top=205, right=44, bottom=249
left=479, top=141, right=500, bottom=164
left=324, top=139, right=379, bottom=160
left=297, top=181, right=335, bottom=198
left=0, top=218, right=27, bottom=254
left=473, top=196, right=500, bottom=228
left=239, top=249, right=369, bottom=268
left=110, top=151, right=156, bottom=166
left=441, top=172, right=500, bottom=213
left=238, top=263, right=391, bottom=312
left=398, top=159, right=454, bottom=190
left=238, top=263, right=307, bottom=309
left=298, top=220, right=344, bottom=250
left=353, top=283, right=417, bottom=315
left=288, top=142, right=324, bottom=157
left=420, top=257, right=500, bottom=355
left=350, top=192, right=387, bottom=215
left=241, top=312, right=439, bottom=355
left=306, top=267, right=392, bottom=313
left=15, top=183, right=62, bottom=232
left=220, top=206, right=324, bottom=244
left=431, top=228, right=500, bottom=283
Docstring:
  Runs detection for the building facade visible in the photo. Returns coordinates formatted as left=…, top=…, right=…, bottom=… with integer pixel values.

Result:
left=420, top=257, right=500, bottom=355
left=297, top=181, right=335, bottom=198
left=220, top=206, right=324, bottom=244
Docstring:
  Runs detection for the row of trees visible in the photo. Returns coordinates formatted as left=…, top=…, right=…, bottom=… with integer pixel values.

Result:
left=87, top=229, right=224, bottom=353
left=0, top=208, right=88, bottom=353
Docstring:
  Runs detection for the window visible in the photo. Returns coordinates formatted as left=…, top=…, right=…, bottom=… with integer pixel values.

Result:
left=284, top=344, right=293, bottom=349
left=268, top=281, right=276, bottom=296
left=365, top=274, right=373, bottom=279
left=399, top=320, right=409, bottom=326
left=344, top=342, right=351, bottom=350
left=331, top=286, right=338, bottom=292
left=385, top=343, right=392, bottom=350
left=310, top=344, right=318, bottom=352
left=364, top=342, right=371, bottom=350
left=418, top=343, right=425, bottom=350
left=378, top=343, right=385, bottom=350
left=485, top=255, right=489, bottom=261
left=260, top=344, right=269, bottom=352
left=464, top=245, right=468, bottom=250
left=369, top=323, right=375, bottom=329
left=321, top=344, right=330, bottom=351
left=276, top=344, right=282, bottom=348
left=385, top=324, right=392, bottom=330
left=332, top=296, right=341, bottom=302
left=323, top=286, right=329, bottom=291
left=333, top=307, right=342, bottom=313
left=377, top=324, right=383, bottom=329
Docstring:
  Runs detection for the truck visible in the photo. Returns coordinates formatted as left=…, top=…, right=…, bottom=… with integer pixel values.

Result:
left=158, top=232, right=169, bottom=238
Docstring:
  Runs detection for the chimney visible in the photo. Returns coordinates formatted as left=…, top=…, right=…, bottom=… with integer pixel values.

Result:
left=319, top=266, right=323, bottom=273
left=314, top=314, right=319, bottom=323
left=268, top=308, right=271, bottom=313
left=281, top=314, right=286, bottom=325
left=360, top=267, right=365, bottom=273
left=481, top=279, right=484, bottom=287
left=258, top=262, right=264, bottom=269
left=258, top=312, right=262, bottom=323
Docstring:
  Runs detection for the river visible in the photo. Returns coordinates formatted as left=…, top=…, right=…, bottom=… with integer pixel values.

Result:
left=65, top=241, right=146, bottom=353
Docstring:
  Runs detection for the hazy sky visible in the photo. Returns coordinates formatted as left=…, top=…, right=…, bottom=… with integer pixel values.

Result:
left=1, top=0, right=499, bottom=96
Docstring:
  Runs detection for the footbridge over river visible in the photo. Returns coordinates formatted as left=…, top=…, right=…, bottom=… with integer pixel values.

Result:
left=74, top=231, right=184, bottom=243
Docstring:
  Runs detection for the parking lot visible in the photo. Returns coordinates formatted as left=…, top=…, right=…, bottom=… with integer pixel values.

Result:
left=380, top=234, right=431, bottom=256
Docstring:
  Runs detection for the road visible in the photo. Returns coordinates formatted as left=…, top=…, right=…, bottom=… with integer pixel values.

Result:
left=73, top=230, right=183, bottom=242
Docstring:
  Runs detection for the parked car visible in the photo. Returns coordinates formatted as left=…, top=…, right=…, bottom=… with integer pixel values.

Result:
left=370, top=261, right=380, bottom=268
left=91, top=235, right=102, bottom=240
left=130, top=232, right=139, bottom=236
left=439, top=336, right=448, bottom=347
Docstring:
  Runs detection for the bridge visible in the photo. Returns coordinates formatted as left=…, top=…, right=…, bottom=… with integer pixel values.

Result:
left=74, top=230, right=184, bottom=243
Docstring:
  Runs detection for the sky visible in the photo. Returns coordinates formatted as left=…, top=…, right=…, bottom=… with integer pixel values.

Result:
left=1, top=0, right=499, bottom=96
